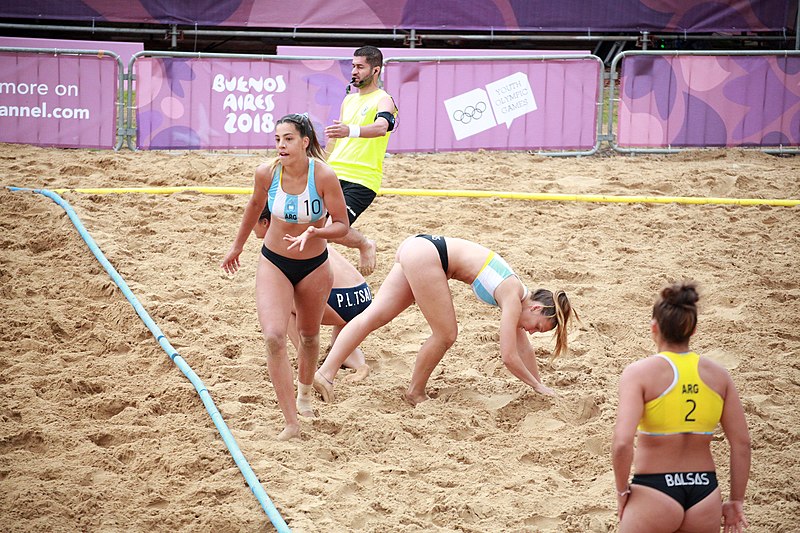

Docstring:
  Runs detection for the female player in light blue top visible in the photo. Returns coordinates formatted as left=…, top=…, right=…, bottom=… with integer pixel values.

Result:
left=313, top=234, right=576, bottom=405
left=221, top=113, right=349, bottom=441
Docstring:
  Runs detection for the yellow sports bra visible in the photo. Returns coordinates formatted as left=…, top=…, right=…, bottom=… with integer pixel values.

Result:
left=638, top=351, right=724, bottom=436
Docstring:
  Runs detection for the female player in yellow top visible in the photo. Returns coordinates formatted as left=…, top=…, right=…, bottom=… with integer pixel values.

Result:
left=612, top=281, right=751, bottom=533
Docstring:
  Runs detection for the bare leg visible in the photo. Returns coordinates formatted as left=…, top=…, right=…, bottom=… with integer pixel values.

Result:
left=295, top=333, right=320, bottom=418
left=398, top=239, right=458, bottom=406
left=313, top=314, right=374, bottom=403
left=330, top=226, right=376, bottom=276
left=403, top=334, right=455, bottom=405
left=266, top=342, right=301, bottom=440
left=293, top=260, right=333, bottom=417
left=289, top=310, right=319, bottom=417
left=256, top=259, right=300, bottom=440
left=342, top=346, right=367, bottom=370
left=342, top=348, right=371, bottom=382
left=330, top=325, right=370, bottom=381
left=287, top=311, right=300, bottom=352
left=619, top=485, right=684, bottom=533
left=315, top=263, right=415, bottom=402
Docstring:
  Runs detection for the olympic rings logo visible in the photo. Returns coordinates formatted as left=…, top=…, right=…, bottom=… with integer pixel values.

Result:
left=452, top=101, right=487, bottom=124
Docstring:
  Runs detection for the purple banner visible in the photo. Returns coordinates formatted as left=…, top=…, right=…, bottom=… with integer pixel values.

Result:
left=135, top=53, right=599, bottom=152
left=384, top=58, right=601, bottom=152
left=276, top=46, right=584, bottom=58
left=0, top=52, right=118, bottom=149
left=3, top=1, right=795, bottom=32
left=135, top=57, right=351, bottom=150
left=617, top=54, right=800, bottom=148
left=0, top=36, right=143, bottom=65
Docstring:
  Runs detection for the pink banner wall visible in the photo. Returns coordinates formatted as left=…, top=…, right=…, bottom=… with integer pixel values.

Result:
left=135, top=57, right=352, bottom=150
left=0, top=37, right=143, bottom=65
left=0, top=52, right=119, bottom=149
left=617, top=54, right=800, bottom=148
left=135, top=54, right=599, bottom=152
left=384, top=58, right=602, bottom=152
left=276, top=46, right=579, bottom=58
left=5, top=1, right=795, bottom=32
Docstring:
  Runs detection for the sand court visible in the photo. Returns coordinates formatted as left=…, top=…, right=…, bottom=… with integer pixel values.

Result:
left=1, top=143, right=798, bottom=531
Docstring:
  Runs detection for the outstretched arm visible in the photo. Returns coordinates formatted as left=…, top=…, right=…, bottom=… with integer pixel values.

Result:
left=497, top=300, right=555, bottom=396
left=221, top=165, right=270, bottom=274
left=515, top=328, right=556, bottom=395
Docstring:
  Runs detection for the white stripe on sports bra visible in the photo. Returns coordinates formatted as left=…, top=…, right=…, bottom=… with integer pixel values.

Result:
left=268, top=159, right=327, bottom=224
left=471, top=252, right=527, bottom=306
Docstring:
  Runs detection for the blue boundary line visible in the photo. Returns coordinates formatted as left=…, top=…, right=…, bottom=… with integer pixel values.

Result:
left=8, top=187, right=291, bottom=532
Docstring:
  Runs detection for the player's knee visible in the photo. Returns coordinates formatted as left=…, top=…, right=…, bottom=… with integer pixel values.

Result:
left=297, top=331, right=319, bottom=349
left=262, top=330, right=286, bottom=356
left=436, top=328, right=458, bottom=348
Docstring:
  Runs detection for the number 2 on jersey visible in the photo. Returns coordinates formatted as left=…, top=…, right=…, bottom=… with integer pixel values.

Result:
left=685, top=399, right=697, bottom=422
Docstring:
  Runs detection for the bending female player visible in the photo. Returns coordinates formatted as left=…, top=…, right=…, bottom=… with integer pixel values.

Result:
left=313, top=234, right=576, bottom=405
left=612, top=281, right=751, bottom=533
left=221, top=113, right=348, bottom=440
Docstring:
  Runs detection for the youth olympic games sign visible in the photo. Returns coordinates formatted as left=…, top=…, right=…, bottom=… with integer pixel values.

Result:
left=383, top=56, right=602, bottom=152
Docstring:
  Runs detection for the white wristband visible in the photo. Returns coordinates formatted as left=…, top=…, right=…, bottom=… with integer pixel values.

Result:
left=348, top=124, right=361, bottom=138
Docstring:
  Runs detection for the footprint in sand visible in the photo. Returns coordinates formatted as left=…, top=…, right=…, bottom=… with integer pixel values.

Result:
left=519, top=414, right=565, bottom=433
left=577, top=395, right=602, bottom=423
left=461, top=389, right=527, bottom=411
left=524, top=514, right=561, bottom=530
left=382, top=357, right=410, bottom=374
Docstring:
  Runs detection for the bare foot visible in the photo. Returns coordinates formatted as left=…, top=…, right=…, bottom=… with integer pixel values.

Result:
left=342, top=364, right=370, bottom=383
left=534, top=383, right=558, bottom=397
left=358, top=239, right=377, bottom=276
left=403, top=390, right=429, bottom=406
left=277, top=424, right=301, bottom=441
left=313, top=371, right=334, bottom=403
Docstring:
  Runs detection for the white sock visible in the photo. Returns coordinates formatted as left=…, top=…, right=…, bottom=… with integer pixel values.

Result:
left=297, top=382, right=313, bottom=399
left=296, top=383, right=314, bottom=415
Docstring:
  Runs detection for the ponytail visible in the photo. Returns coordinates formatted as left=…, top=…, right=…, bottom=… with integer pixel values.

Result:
left=529, top=288, right=578, bottom=360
